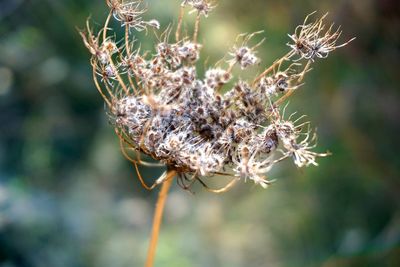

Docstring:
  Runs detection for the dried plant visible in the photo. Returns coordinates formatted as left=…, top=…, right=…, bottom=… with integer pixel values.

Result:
left=80, top=1, right=353, bottom=266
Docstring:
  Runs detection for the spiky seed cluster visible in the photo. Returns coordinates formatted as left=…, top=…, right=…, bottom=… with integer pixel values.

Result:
left=107, top=0, right=160, bottom=31
left=80, top=1, right=353, bottom=191
left=287, top=12, right=355, bottom=61
left=182, top=0, right=215, bottom=17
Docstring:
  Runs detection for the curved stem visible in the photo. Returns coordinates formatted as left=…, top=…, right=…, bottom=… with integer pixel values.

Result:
left=145, top=170, right=176, bottom=267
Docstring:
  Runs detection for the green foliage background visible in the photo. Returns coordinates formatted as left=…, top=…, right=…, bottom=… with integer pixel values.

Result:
left=0, top=0, right=399, bottom=266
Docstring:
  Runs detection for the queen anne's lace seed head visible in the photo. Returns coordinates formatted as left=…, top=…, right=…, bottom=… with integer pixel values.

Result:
left=205, top=68, right=232, bottom=89
left=230, top=46, right=260, bottom=69
left=287, top=12, right=355, bottom=62
left=80, top=1, right=352, bottom=191
left=183, top=0, right=215, bottom=17
left=177, top=41, right=202, bottom=63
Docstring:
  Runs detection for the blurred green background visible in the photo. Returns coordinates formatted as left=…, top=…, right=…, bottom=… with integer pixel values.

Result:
left=0, top=0, right=399, bottom=266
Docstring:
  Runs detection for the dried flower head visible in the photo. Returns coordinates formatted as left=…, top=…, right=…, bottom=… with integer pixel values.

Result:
left=80, top=1, right=353, bottom=192
left=182, top=0, right=215, bottom=17
left=287, top=12, right=355, bottom=61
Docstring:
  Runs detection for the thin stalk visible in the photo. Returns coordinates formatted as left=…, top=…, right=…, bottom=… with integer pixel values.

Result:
left=252, top=51, right=294, bottom=85
left=176, top=6, right=185, bottom=42
left=193, top=13, right=201, bottom=43
left=145, top=170, right=176, bottom=267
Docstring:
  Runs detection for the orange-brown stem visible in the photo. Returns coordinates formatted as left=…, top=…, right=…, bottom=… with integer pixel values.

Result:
left=145, top=170, right=176, bottom=267
left=193, top=13, right=201, bottom=43
left=176, top=6, right=184, bottom=42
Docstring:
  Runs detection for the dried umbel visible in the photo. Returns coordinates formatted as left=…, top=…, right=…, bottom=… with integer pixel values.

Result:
left=80, top=1, right=353, bottom=266
left=80, top=1, right=353, bottom=192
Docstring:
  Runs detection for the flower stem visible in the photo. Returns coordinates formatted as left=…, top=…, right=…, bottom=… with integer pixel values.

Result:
left=145, top=170, right=176, bottom=267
